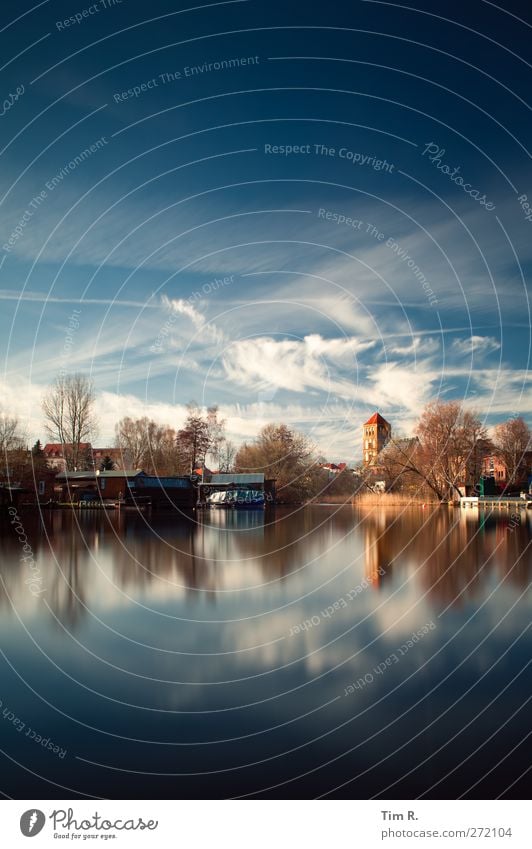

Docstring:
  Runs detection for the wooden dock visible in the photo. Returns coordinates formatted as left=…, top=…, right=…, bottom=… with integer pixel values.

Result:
left=460, top=496, right=532, bottom=510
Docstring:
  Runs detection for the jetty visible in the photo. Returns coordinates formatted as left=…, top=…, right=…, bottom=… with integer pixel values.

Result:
left=460, top=496, right=532, bottom=510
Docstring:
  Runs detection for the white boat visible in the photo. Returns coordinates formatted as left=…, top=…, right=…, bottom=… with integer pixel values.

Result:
left=207, top=488, right=265, bottom=509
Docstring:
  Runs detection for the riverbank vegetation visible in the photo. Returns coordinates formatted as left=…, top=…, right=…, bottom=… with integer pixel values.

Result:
left=312, top=493, right=440, bottom=506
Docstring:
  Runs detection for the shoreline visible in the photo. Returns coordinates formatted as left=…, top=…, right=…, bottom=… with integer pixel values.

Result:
left=308, top=494, right=443, bottom=507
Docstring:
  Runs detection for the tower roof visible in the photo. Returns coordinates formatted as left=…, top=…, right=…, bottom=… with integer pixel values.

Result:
left=363, top=412, right=390, bottom=426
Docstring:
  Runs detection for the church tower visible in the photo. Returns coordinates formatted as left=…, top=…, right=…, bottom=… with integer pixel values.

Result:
left=362, top=412, right=391, bottom=467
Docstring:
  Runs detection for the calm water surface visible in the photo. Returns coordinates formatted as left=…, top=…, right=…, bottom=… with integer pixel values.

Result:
left=0, top=505, right=530, bottom=798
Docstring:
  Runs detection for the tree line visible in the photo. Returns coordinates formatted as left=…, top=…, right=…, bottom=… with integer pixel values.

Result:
left=39, top=373, right=236, bottom=475
left=370, top=402, right=531, bottom=500
left=0, top=372, right=530, bottom=502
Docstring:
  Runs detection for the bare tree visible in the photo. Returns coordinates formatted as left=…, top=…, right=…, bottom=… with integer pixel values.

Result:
left=176, top=403, right=211, bottom=474
left=206, top=405, right=226, bottom=468
left=42, top=374, right=97, bottom=471
left=115, top=416, right=150, bottom=469
left=115, top=416, right=180, bottom=474
left=0, top=410, right=27, bottom=481
left=376, top=436, right=434, bottom=496
left=377, top=402, right=488, bottom=500
left=0, top=411, right=25, bottom=453
left=146, top=423, right=179, bottom=475
left=493, top=416, right=531, bottom=487
left=235, top=423, right=320, bottom=502
left=217, top=438, right=236, bottom=472
left=414, top=401, right=488, bottom=499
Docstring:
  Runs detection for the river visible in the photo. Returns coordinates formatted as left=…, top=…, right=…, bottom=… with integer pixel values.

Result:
left=0, top=505, right=530, bottom=798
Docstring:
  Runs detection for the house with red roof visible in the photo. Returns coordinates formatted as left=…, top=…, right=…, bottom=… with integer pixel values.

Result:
left=320, top=462, right=348, bottom=474
left=43, top=443, right=92, bottom=471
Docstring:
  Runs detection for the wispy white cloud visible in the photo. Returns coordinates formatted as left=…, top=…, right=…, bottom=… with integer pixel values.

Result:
left=222, top=334, right=368, bottom=398
left=161, top=294, right=205, bottom=328
left=1, top=178, right=528, bottom=328
left=383, top=336, right=440, bottom=357
left=452, top=334, right=501, bottom=355
left=0, top=289, right=159, bottom=309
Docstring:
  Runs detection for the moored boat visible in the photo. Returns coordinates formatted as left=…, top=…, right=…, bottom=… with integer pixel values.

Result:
left=207, top=488, right=265, bottom=509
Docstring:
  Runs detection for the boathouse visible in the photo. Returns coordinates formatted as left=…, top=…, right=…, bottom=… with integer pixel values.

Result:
left=198, top=473, right=276, bottom=505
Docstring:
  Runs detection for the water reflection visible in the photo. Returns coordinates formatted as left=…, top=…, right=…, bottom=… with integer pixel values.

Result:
left=1, top=506, right=530, bottom=628
left=0, top=505, right=530, bottom=799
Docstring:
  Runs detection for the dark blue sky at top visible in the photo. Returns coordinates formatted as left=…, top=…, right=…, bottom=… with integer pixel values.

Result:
left=0, top=0, right=530, bottom=456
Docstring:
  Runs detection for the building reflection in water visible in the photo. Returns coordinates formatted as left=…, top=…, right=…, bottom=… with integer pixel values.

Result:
left=357, top=505, right=531, bottom=605
left=0, top=505, right=530, bottom=629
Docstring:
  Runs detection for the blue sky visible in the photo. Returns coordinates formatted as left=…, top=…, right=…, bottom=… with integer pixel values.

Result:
left=1, top=0, right=530, bottom=460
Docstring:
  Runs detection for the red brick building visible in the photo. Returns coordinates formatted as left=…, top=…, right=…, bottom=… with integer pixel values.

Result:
left=91, top=448, right=125, bottom=470
left=481, top=451, right=532, bottom=490
left=362, top=412, right=392, bottom=467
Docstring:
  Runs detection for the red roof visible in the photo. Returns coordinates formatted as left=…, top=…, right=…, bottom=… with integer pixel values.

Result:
left=43, top=443, right=91, bottom=456
left=320, top=462, right=348, bottom=472
left=363, top=412, right=390, bottom=426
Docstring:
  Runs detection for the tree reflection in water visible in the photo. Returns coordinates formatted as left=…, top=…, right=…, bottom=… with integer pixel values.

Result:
left=0, top=506, right=529, bottom=629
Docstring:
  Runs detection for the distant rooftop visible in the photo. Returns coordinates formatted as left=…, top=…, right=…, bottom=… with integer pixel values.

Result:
left=43, top=442, right=91, bottom=456
left=209, top=473, right=265, bottom=484
left=364, top=412, right=391, bottom=426
left=55, top=471, right=95, bottom=480
left=99, top=470, right=144, bottom=477
left=56, top=470, right=143, bottom=480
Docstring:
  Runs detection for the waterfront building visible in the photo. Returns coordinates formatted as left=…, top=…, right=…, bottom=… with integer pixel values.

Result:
left=54, top=470, right=196, bottom=508
left=198, top=473, right=276, bottom=505
left=481, top=450, right=532, bottom=491
left=54, top=469, right=144, bottom=501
